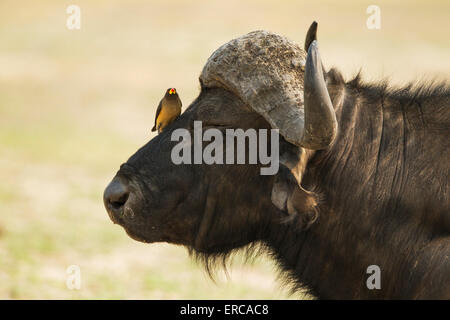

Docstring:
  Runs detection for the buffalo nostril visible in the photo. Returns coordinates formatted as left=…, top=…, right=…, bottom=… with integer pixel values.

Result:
left=104, top=177, right=130, bottom=212
left=110, top=193, right=129, bottom=210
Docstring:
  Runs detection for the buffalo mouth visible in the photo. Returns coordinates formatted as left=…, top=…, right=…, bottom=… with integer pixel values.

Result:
left=104, top=173, right=166, bottom=244
left=104, top=196, right=161, bottom=244
left=123, top=226, right=160, bottom=243
left=103, top=175, right=140, bottom=227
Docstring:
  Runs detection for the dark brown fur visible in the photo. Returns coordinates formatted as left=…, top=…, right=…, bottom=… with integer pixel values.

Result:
left=106, top=66, right=449, bottom=298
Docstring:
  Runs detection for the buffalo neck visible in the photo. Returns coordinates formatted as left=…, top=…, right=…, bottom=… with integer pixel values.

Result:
left=263, top=80, right=424, bottom=299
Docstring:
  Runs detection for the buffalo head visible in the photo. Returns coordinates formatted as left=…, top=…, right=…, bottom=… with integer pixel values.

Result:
left=103, top=22, right=337, bottom=255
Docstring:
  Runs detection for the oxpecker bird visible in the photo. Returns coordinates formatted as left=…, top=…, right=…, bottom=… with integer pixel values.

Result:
left=152, top=88, right=182, bottom=133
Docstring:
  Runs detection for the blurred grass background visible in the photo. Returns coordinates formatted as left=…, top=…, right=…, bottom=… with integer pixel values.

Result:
left=0, top=0, right=448, bottom=299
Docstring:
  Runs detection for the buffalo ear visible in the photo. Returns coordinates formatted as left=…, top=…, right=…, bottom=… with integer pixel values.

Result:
left=271, top=165, right=319, bottom=228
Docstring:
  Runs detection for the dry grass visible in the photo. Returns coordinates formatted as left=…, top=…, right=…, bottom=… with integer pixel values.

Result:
left=0, top=0, right=448, bottom=299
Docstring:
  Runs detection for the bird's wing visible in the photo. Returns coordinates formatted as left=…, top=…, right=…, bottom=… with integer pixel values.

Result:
left=176, top=96, right=182, bottom=115
left=154, top=99, right=163, bottom=126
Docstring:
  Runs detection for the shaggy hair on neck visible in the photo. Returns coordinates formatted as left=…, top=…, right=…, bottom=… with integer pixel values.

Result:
left=187, top=71, right=449, bottom=297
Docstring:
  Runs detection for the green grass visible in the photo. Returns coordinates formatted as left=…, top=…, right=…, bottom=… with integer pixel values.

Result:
left=0, top=0, right=448, bottom=299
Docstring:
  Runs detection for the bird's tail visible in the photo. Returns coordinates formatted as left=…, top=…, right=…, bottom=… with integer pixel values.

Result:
left=151, top=125, right=156, bottom=132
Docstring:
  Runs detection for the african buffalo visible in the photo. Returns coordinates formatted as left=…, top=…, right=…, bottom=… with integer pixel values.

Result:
left=104, top=22, right=449, bottom=299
